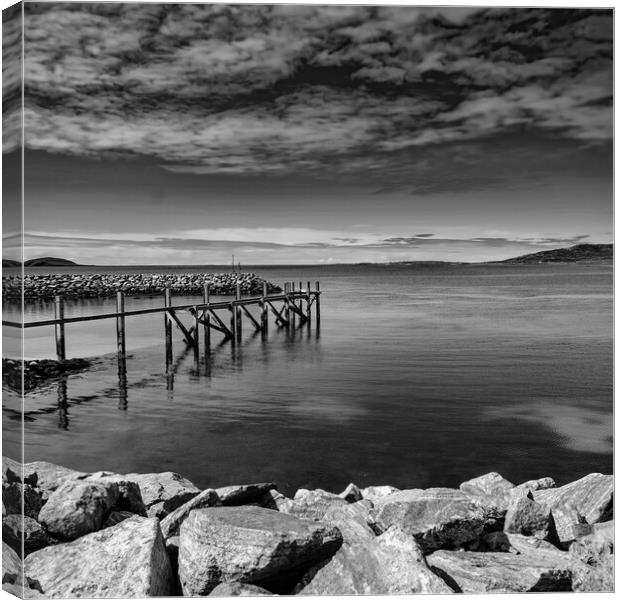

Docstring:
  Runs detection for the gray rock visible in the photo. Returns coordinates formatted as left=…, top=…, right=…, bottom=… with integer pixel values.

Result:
left=460, top=472, right=515, bottom=497
left=427, top=549, right=572, bottom=592
left=122, top=471, right=200, bottom=518
left=86, top=472, right=147, bottom=516
left=373, top=487, right=500, bottom=553
left=178, top=505, right=343, bottom=595
left=321, top=501, right=378, bottom=542
left=280, top=489, right=348, bottom=521
left=101, top=510, right=135, bottom=529
left=257, top=489, right=294, bottom=512
left=24, top=516, right=175, bottom=598
left=504, top=491, right=554, bottom=540
left=37, top=480, right=119, bottom=541
left=2, top=582, right=44, bottom=598
left=160, top=488, right=221, bottom=538
left=2, top=457, right=34, bottom=486
left=338, top=483, right=363, bottom=503
left=216, top=483, right=277, bottom=506
left=550, top=504, right=591, bottom=548
left=295, top=526, right=453, bottom=595
left=3, top=515, right=54, bottom=557
left=2, top=541, right=22, bottom=585
left=484, top=531, right=567, bottom=557
left=360, top=485, right=399, bottom=501
left=210, top=582, right=273, bottom=596
left=2, top=483, right=44, bottom=520
left=534, top=473, right=613, bottom=524
left=568, top=520, right=614, bottom=592
left=22, top=462, right=86, bottom=493
left=517, top=477, right=556, bottom=492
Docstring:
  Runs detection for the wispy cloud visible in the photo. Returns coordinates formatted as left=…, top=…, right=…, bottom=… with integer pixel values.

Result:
left=4, top=4, right=611, bottom=187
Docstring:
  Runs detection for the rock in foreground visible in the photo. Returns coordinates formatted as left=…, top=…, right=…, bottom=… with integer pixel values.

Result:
left=24, top=516, right=174, bottom=598
left=178, top=505, right=343, bottom=595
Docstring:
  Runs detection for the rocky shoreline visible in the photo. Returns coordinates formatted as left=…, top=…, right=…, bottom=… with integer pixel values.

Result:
left=2, top=272, right=281, bottom=300
left=1, top=458, right=613, bottom=597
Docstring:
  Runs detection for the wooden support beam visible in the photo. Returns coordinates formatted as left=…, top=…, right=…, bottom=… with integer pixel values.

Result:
left=164, top=286, right=173, bottom=366
left=240, top=304, right=261, bottom=331
left=193, top=305, right=200, bottom=368
left=116, top=291, right=126, bottom=358
left=229, top=304, right=236, bottom=346
left=203, top=284, right=211, bottom=351
left=54, top=295, right=66, bottom=360
left=236, top=282, right=242, bottom=343
left=261, top=281, right=268, bottom=335
left=205, top=308, right=233, bottom=338
left=266, top=299, right=289, bottom=326
left=167, top=309, right=195, bottom=346
left=315, top=281, right=321, bottom=327
left=306, top=280, right=312, bottom=322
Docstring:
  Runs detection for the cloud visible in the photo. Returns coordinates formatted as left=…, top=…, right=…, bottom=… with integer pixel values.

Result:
left=2, top=4, right=611, bottom=185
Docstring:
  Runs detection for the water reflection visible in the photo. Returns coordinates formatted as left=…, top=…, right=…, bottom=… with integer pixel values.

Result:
left=57, top=378, right=69, bottom=429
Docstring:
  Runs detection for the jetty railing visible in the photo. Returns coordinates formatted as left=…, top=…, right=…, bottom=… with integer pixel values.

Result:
left=2, top=280, right=321, bottom=364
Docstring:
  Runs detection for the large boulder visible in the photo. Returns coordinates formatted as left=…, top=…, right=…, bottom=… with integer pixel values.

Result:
left=178, top=505, right=343, bottom=595
left=215, top=483, right=277, bottom=506
left=338, top=483, right=363, bottom=503
left=295, top=526, right=453, bottom=595
left=210, top=582, right=273, bottom=596
left=517, top=477, right=556, bottom=492
left=22, top=462, right=87, bottom=493
left=320, top=501, right=378, bottom=542
left=373, top=487, right=501, bottom=553
left=3, top=515, right=54, bottom=557
left=37, top=480, right=119, bottom=541
left=534, top=473, right=613, bottom=525
left=3, top=541, right=22, bottom=585
left=122, top=471, right=200, bottom=518
left=2, top=457, right=34, bottom=485
left=24, top=516, right=175, bottom=597
left=279, top=489, right=348, bottom=521
left=361, top=485, right=399, bottom=502
left=257, top=489, right=294, bottom=512
left=503, top=491, right=554, bottom=541
left=2, top=482, right=44, bottom=519
left=160, top=488, right=221, bottom=538
left=460, top=472, right=515, bottom=497
left=427, top=549, right=572, bottom=592
left=568, top=520, right=614, bottom=592
left=86, top=472, right=147, bottom=516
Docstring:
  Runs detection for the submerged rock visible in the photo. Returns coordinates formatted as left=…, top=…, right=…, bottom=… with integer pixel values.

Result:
left=24, top=516, right=174, bottom=598
left=178, top=505, right=343, bottom=595
left=122, top=471, right=200, bottom=519
left=427, top=549, right=572, bottom=592
left=37, top=480, right=119, bottom=541
left=373, top=487, right=500, bottom=553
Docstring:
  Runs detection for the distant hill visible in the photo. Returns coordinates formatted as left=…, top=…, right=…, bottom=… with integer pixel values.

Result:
left=2, top=259, right=20, bottom=268
left=25, top=257, right=81, bottom=267
left=496, top=243, right=612, bottom=264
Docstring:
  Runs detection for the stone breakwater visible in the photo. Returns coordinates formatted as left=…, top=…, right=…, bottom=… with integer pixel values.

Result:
left=2, top=458, right=613, bottom=597
left=2, top=272, right=281, bottom=300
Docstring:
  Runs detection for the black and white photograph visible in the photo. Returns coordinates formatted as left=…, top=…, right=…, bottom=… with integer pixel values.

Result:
left=1, top=1, right=614, bottom=597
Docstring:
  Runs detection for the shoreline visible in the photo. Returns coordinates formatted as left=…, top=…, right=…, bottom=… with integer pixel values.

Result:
left=2, top=456, right=613, bottom=596
left=2, top=272, right=281, bottom=301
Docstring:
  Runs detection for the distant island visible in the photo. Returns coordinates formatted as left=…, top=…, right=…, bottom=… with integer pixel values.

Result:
left=1, top=244, right=613, bottom=269
left=492, top=243, right=612, bottom=264
left=2, top=257, right=81, bottom=268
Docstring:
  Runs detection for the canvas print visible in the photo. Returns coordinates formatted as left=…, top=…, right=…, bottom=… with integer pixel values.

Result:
left=1, top=1, right=614, bottom=597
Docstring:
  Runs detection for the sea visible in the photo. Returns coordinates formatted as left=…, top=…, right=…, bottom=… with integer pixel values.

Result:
left=2, top=262, right=613, bottom=496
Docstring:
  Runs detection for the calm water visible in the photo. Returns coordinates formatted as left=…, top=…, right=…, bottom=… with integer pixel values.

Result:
left=2, top=263, right=613, bottom=496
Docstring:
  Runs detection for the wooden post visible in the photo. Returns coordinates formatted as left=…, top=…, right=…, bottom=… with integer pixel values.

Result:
left=54, top=296, right=66, bottom=360
left=229, top=304, right=236, bottom=345
left=315, top=281, right=321, bottom=327
left=306, top=280, right=312, bottom=322
left=261, top=281, right=268, bottom=335
left=291, top=282, right=296, bottom=328
left=164, top=285, right=173, bottom=366
left=203, top=284, right=211, bottom=351
left=193, top=305, right=200, bottom=370
left=284, top=282, right=291, bottom=327
left=116, top=291, right=126, bottom=357
left=235, top=281, right=242, bottom=343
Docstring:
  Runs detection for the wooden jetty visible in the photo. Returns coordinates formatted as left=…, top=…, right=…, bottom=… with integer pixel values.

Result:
left=3, top=280, right=321, bottom=366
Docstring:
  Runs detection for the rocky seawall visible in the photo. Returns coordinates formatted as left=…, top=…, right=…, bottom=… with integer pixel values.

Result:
left=2, top=273, right=281, bottom=301
left=2, top=457, right=613, bottom=597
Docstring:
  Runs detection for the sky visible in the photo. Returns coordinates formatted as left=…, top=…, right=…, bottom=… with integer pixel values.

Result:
left=1, top=2, right=613, bottom=265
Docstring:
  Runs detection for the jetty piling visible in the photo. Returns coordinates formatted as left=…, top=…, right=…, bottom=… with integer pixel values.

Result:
left=54, top=296, right=66, bottom=361
left=4, top=280, right=321, bottom=362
